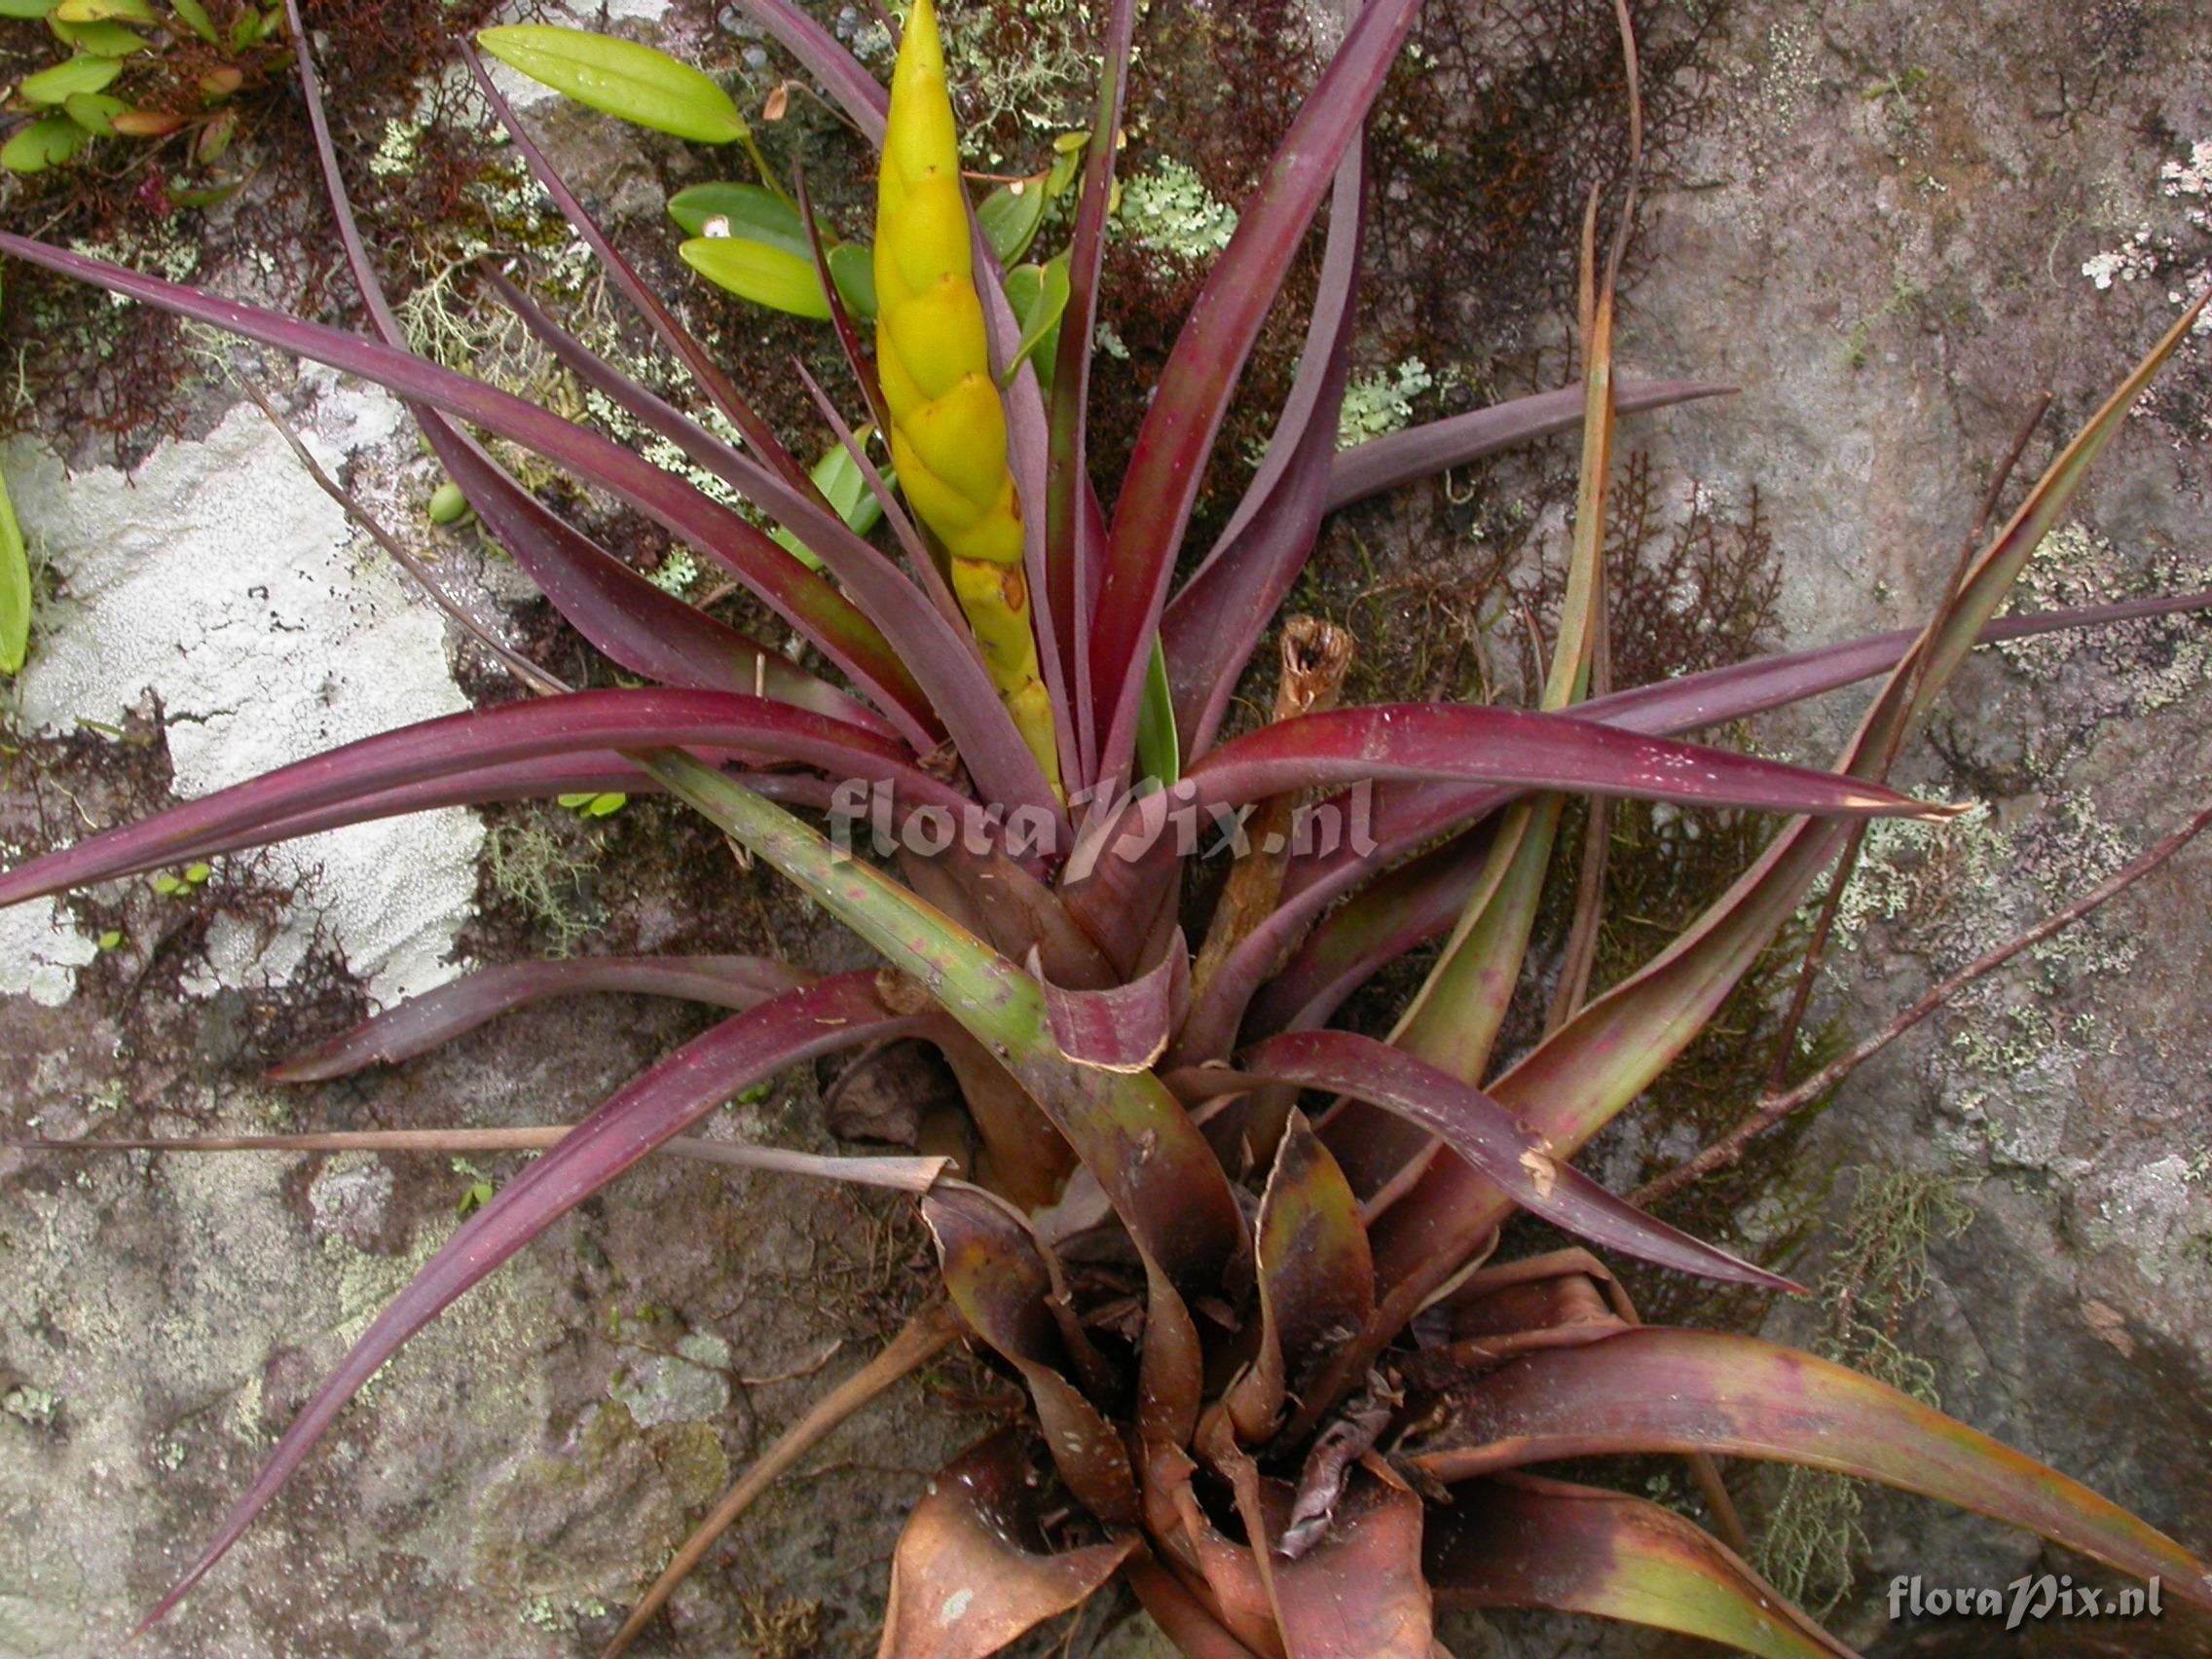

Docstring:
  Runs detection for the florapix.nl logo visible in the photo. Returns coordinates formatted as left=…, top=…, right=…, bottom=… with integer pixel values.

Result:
left=1888, top=1573, right=2165, bottom=1633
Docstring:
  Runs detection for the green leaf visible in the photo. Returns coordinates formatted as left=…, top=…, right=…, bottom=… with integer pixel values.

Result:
left=62, top=90, right=126, bottom=133
left=0, top=465, right=27, bottom=675
left=824, top=241, right=875, bottom=319
left=978, top=177, right=1048, bottom=265
left=1431, top=1476, right=1855, bottom=1659
left=476, top=24, right=749, bottom=144
left=164, top=177, right=243, bottom=209
left=96, top=929, right=123, bottom=950
left=166, top=0, right=215, bottom=42
left=665, top=180, right=809, bottom=248
left=1002, top=251, right=1069, bottom=385
left=18, top=54, right=123, bottom=103
left=679, top=234, right=830, bottom=319
left=771, top=432, right=891, bottom=572
left=221, top=4, right=255, bottom=49
left=50, top=17, right=150, bottom=52
left=557, top=791, right=627, bottom=818
left=1135, top=635, right=1179, bottom=788
left=0, top=111, right=88, bottom=172
left=0, top=0, right=63, bottom=18
left=54, top=0, right=156, bottom=21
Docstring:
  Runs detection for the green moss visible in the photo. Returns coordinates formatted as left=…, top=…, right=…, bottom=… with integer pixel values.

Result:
left=1753, top=1166, right=1973, bottom=1613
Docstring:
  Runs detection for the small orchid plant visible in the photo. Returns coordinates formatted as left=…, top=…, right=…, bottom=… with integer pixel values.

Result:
left=4, top=1, right=2210, bottom=1655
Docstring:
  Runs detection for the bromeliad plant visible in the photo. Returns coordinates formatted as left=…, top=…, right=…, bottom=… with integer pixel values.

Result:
left=4, top=0, right=2212, bottom=1654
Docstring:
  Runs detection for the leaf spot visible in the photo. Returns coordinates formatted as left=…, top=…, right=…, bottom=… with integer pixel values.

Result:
left=939, top=1588, right=975, bottom=1626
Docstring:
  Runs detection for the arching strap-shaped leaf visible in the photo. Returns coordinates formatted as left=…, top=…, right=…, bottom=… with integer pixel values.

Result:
left=271, top=956, right=813, bottom=1081
left=280, top=7, right=855, bottom=721
left=1123, top=1557, right=1270, bottom=1659
left=1363, top=295, right=2212, bottom=1313
left=1179, top=588, right=2212, bottom=1065
left=1090, top=0, right=1423, bottom=782
left=921, top=1184, right=1138, bottom=1525
left=1160, top=106, right=1363, bottom=761
left=0, top=689, right=967, bottom=909
left=1044, top=0, right=1136, bottom=787
left=879, top=1431, right=1137, bottom=1659
left=0, top=233, right=943, bottom=750
left=1408, top=1328, right=2212, bottom=1609
left=1427, top=1473, right=1856, bottom=1659
left=471, top=268, right=1060, bottom=824
left=461, top=42, right=819, bottom=505
left=1183, top=704, right=1942, bottom=821
left=1183, top=1033, right=1800, bottom=1295
left=1324, top=379, right=1733, bottom=511
left=134, top=974, right=922, bottom=1633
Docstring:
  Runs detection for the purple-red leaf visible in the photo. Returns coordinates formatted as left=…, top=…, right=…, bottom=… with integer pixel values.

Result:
left=136, top=974, right=920, bottom=1632
left=271, top=955, right=812, bottom=1081
left=1160, top=140, right=1364, bottom=761
left=878, top=1431, right=1136, bottom=1659
left=1226, top=1111, right=1373, bottom=1440
left=1089, top=0, right=1421, bottom=781
left=1192, top=1032, right=1801, bottom=1294
left=1324, top=379, right=1734, bottom=512
left=0, top=232, right=945, bottom=750
left=1037, top=934, right=1189, bottom=1072
left=1182, top=704, right=1944, bottom=822
left=1428, top=1473, right=1856, bottom=1659
left=1410, top=1327, right=2212, bottom=1609
left=1045, top=0, right=1137, bottom=786
left=921, top=1183, right=1138, bottom=1524
left=0, top=689, right=966, bottom=909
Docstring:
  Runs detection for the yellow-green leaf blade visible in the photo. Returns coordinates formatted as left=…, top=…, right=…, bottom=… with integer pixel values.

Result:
left=0, top=463, right=27, bottom=674
left=475, top=23, right=748, bottom=144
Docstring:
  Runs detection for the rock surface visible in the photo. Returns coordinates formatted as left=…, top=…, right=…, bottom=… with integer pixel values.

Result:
left=2, top=0, right=2210, bottom=1656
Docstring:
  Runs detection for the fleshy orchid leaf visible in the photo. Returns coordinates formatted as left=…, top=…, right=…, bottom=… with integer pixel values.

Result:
left=666, top=179, right=813, bottom=244
left=0, top=464, right=27, bottom=675
left=680, top=232, right=837, bottom=317
left=1410, top=1328, right=2212, bottom=1608
left=136, top=975, right=922, bottom=1631
left=1090, top=0, right=1421, bottom=783
left=1428, top=1473, right=1857, bottom=1659
left=475, top=24, right=751, bottom=144
left=1197, top=1032, right=1802, bottom=1294
left=270, top=956, right=812, bottom=1081
left=878, top=1430, right=1136, bottom=1659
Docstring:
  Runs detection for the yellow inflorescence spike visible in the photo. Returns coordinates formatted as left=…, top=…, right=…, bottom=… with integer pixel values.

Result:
left=875, top=0, right=1061, bottom=793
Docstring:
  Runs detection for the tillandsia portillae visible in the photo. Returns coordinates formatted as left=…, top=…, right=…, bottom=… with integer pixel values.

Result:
left=3, top=0, right=2212, bottom=1654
